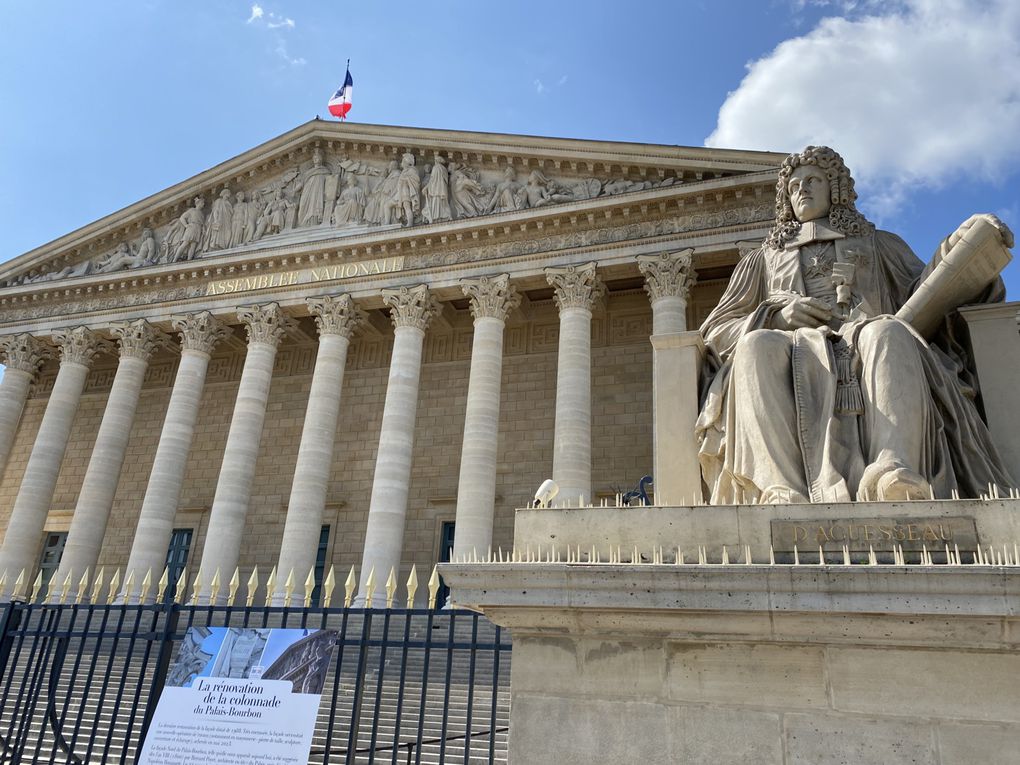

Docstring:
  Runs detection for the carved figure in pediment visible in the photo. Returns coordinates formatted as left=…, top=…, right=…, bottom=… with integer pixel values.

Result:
left=296, top=148, right=333, bottom=227
left=161, top=197, right=206, bottom=263
left=253, top=189, right=291, bottom=240
left=230, top=192, right=249, bottom=247
left=331, top=175, right=367, bottom=226
left=244, top=190, right=262, bottom=243
left=486, top=167, right=527, bottom=214
left=136, top=228, right=158, bottom=264
left=366, top=160, right=401, bottom=225
left=395, top=152, right=421, bottom=226
left=423, top=154, right=451, bottom=224
left=449, top=162, right=490, bottom=219
left=95, top=242, right=147, bottom=274
left=202, top=189, right=234, bottom=251
left=524, top=170, right=575, bottom=208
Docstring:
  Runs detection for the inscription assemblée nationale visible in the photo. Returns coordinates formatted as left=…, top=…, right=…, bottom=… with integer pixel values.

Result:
left=205, top=256, right=405, bottom=296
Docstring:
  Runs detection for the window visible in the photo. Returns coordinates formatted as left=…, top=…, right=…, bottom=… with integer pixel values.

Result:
left=165, top=528, right=193, bottom=589
left=310, top=525, right=330, bottom=604
left=38, top=532, right=67, bottom=591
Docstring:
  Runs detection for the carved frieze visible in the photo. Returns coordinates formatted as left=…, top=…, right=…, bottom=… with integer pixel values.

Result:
left=637, top=249, right=697, bottom=302
left=546, top=263, right=605, bottom=312
left=14, top=142, right=692, bottom=285
left=382, top=285, right=439, bottom=332
left=461, top=274, right=520, bottom=322
left=306, top=294, right=366, bottom=339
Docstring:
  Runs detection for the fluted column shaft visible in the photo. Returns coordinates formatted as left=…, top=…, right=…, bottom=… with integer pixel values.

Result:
left=451, top=275, right=519, bottom=562
left=0, top=327, right=104, bottom=593
left=196, top=304, right=293, bottom=603
left=0, top=335, right=48, bottom=478
left=358, top=285, right=438, bottom=605
left=547, top=264, right=604, bottom=507
left=123, top=313, right=229, bottom=598
left=638, top=250, right=700, bottom=505
left=56, top=321, right=166, bottom=590
left=274, top=295, right=363, bottom=604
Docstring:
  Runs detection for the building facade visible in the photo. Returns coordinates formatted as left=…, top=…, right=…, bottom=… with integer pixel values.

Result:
left=4, top=120, right=1014, bottom=608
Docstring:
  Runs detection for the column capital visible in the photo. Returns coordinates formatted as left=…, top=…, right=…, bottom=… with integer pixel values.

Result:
left=237, top=302, right=295, bottom=347
left=461, top=274, right=520, bottom=321
left=637, top=249, right=697, bottom=303
left=51, top=326, right=109, bottom=368
left=171, top=312, right=231, bottom=355
left=382, top=285, right=440, bottom=331
left=0, top=334, right=50, bottom=375
left=307, top=294, right=366, bottom=339
left=110, top=319, right=170, bottom=362
left=545, top=262, right=604, bottom=312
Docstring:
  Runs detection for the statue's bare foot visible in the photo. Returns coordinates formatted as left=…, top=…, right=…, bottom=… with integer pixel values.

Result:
left=858, top=461, right=930, bottom=501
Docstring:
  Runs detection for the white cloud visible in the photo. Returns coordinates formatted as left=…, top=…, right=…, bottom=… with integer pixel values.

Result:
left=534, top=79, right=546, bottom=94
left=246, top=4, right=303, bottom=66
left=557, top=74, right=568, bottom=86
left=706, top=0, right=1020, bottom=218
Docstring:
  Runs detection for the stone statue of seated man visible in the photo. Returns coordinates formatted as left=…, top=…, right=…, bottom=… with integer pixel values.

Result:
left=696, top=145, right=1015, bottom=504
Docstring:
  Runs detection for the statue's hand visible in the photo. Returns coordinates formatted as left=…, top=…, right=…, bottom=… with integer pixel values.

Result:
left=949, top=213, right=1015, bottom=250
left=772, top=296, right=833, bottom=330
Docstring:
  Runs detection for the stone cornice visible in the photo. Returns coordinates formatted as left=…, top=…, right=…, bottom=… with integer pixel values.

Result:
left=0, top=171, right=776, bottom=316
left=1, top=118, right=784, bottom=286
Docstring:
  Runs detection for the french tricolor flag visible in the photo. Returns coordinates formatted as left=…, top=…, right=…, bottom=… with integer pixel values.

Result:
left=328, top=68, right=353, bottom=120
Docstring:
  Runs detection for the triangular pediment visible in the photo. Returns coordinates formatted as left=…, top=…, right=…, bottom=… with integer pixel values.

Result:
left=1, top=120, right=785, bottom=287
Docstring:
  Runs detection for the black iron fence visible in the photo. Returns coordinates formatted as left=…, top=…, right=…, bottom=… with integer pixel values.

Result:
left=0, top=601, right=510, bottom=764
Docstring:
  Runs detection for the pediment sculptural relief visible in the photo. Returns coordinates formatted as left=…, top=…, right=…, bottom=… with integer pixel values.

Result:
left=16, top=146, right=681, bottom=285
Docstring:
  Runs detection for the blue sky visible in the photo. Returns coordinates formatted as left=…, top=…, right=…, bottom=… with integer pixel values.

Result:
left=1, top=0, right=1019, bottom=295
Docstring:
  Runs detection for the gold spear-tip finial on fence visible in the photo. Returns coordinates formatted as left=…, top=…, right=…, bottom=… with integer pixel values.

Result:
left=30, top=571, right=42, bottom=603
left=304, top=567, right=315, bottom=608
left=209, top=568, right=222, bottom=605
left=124, top=569, right=137, bottom=603
left=190, top=569, right=202, bottom=604
left=228, top=568, right=240, bottom=607
left=264, top=567, right=277, bottom=607
left=12, top=569, right=26, bottom=601
left=427, top=565, right=441, bottom=610
left=139, top=568, right=153, bottom=604
left=283, top=568, right=295, bottom=608
left=323, top=565, right=336, bottom=608
left=174, top=568, right=188, bottom=604
left=92, top=568, right=105, bottom=604
left=246, top=567, right=259, bottom=607
left=364, top=567, right=376, bottom=609
left=108, top=569, right=122, bottom=605
left=76, top=569, right=90, bottom=604
left=406, top=566, right=419, bottom=609
left=157, top=567, right=169, bottom=603
left=385, top=567, right=397, bottom=609
left=59, top=570, right=74, bottom=604
left=344, top=566, right=357, bottom=608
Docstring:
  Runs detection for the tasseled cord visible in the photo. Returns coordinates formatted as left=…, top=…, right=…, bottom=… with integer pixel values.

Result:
left=833, top=342, right=864, bottom=415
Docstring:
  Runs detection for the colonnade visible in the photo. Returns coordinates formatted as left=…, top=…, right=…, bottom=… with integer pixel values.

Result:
left=0, top=252, right=698, bottom=603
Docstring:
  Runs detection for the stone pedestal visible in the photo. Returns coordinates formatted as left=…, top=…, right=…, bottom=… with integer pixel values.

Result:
left=442, top=499, right=1020, bottom=765
left=649, top=331, right=704, bottom=506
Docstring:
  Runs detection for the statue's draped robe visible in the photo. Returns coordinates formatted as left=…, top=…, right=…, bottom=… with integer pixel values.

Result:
left=696, top=223, right=1013, bottom=503
left=297, top=166, right=332, bottom=227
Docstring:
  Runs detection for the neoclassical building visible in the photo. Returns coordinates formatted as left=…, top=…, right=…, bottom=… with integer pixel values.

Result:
left=0, top=121, right=1015, bottom=605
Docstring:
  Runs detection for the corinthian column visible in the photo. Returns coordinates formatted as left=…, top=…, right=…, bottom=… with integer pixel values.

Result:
left=637, top=249, right=702, bottom=505
left=546, top=263, right=604, bottom=506
left=55, top=320, right=167, bottom=592
left=358, top=285, right=438, bottom=605
left=451, top=275, right=519, bottom=563
left=273, top=294, right=364, bottom=604
left=0, top=334, right=49, bottom=477
left=195, top=303, right=294, bottom=603
left=124, top=312, right=229, bottom=599
left=0, top=327, right=107, bottom=593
